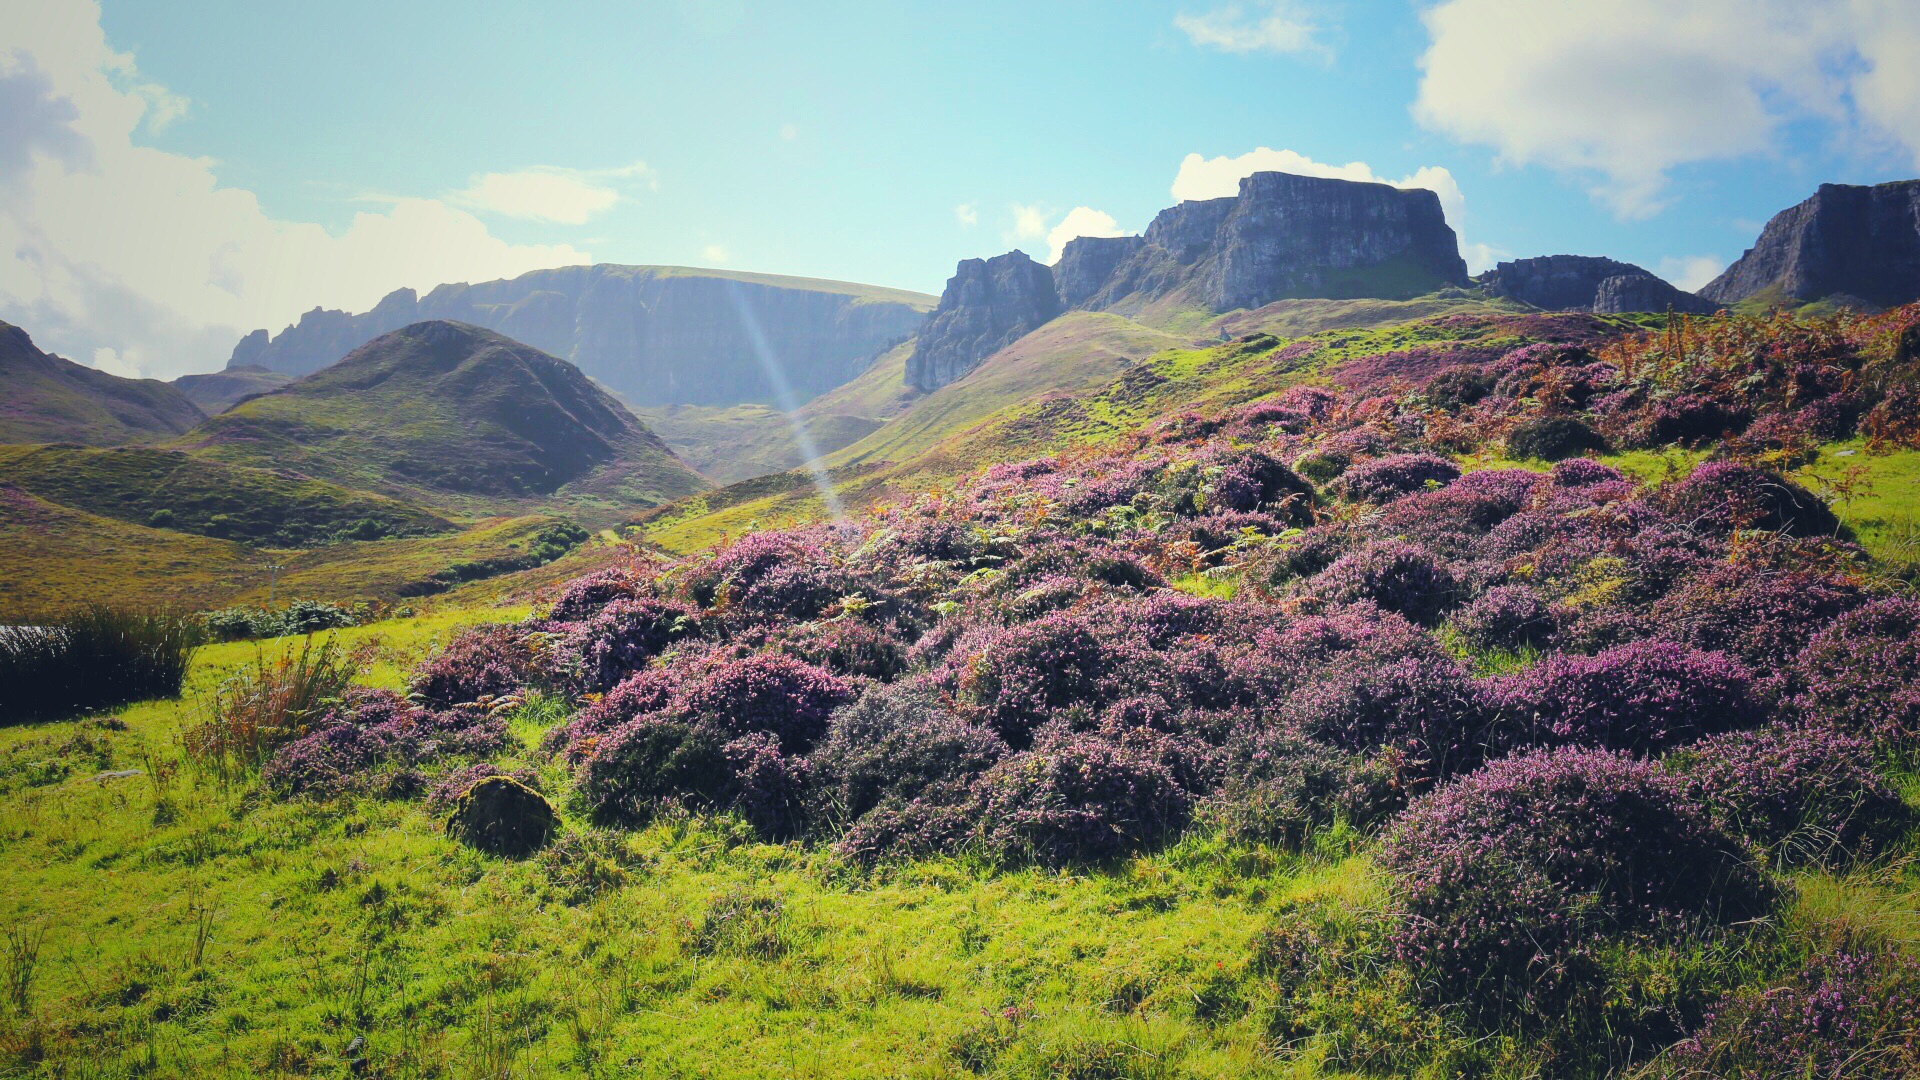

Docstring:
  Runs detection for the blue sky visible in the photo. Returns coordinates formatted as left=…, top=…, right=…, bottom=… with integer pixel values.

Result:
left=4, top=0, right=1919, bottom=376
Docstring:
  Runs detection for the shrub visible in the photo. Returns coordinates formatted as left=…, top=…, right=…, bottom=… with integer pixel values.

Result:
left=810, top=682, right=1006, bottom=824
left=1305, top=541, right=1459, bottom=626
left=1201, top=450, right=1315, bottom=523
left=1278, top=651, right=1491, bottom=780
left=552, top=597, right=699, bottom=693
left=1381, top=747, right=1772, bottom=1031
left=681, top=532, right=852, bottom=621
left=1450, top=584, right=1553, bottom=651
left=1663, top=948, right=1920, bottom=1079
left=186, top=637, right=358, bottom=781
left=577, top=715, right=730, bottom=825
left=948, top=612, right=1156, bottom=746
left=546, top=567, right=646, bottom=622
left=1506, top=415, right=1606, bottom=460
left=1658, top=461, right=1839, bottom=537
left=763, top=618, right=910, bottom=680
left=969, top=730, right=1191, bottom=867
left=261, top=688, right=511, bottom=799
left=721, top=732, right=815, bottom=838
left=1549, top=458, right=1626, bottom=487
left=0, top=606, right=202, bottom=722
left=1199, top=726, right=1408, bottom=847
left=672, top=653, right=855, bottom=753
left=1335, top=453, right=1460, bottom=503
left=1791, top=597, right=1920, bottom=750
left=1483, top=641, right=1763, bottom=755
left=1667, top=723, right=1909, bottom=868
left=1259, top=525, right=1353, bottom=588
left=410, top=624, right=540, bottom=709
left=1652, top=565, right=1864, bottom=668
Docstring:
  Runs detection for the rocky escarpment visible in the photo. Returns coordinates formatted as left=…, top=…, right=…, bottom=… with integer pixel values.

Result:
left=907, top=251, right=1062, bottom=391
left=227, top=266, right=934, bottom=408
left=1071, top=172, right=1470, bottom=313
left=1479, top=255, right=1718, bottom=314
left=1054, top=236, right=1147, bottom=308
left=1701, top=181, right=1920, bottom=308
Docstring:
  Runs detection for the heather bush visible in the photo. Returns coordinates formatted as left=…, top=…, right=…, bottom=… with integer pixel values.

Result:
left=1199, top=449, right=1315, bottom=523
left=1661, top=948, right=1920, bottom=1079
left=1549, top=457, right=1626, bottom=487
left=1335, top=452, right=1460, bottom=503
left=947, top=612, right=1157, bottom=746
left=1791, top=598, right=1920, bottom=749
left=1484, top=641, right=1763, bottom=755
left=552, top=597, right=699, bottom=694
left=1381, top=747, right=1773, bottom=1033
left=1506, top=415, right=1606, bottom=461
left=544, top=662, right=693, bottom=763
left=722, top=732, right=815, bottom=838
left=1375, top=484, right=1531, bottom=559
left=1198, top=726, right=1408, bottom=847
left=545, top=566, right=647, bottom=622
left=1305, top=540, right=1460, bottom=626
left=672, top=653, right=855, bottom=753
left=1258, top=524, right=1353, bottom=587
left=969, top=729, right=1191, bottom=867
left=1278, top=651, right=1492, bottom=780
left=762, top=618, right=910, bottom=680
left=411, top=624, right=542, bottom=709
left=577, top=715, right=730, bottom=825
left=262, top=689, right=510, bottom=799
left=1651, top=565, right=1863, bottom=668
left=1658, top=461, right=1839, bottom=537
left=1667, top=723, right=1909, bottom=868
left=810, top=682, right=1006, bottom=824
left=1450, top=584, right=1553, bottom=651
left=680, top=532, right=853, bottom=621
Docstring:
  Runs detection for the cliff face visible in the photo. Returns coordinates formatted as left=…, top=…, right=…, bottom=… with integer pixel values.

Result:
left=226, top=266, right=934, bottom=408
left=1701, top=181, right=1920, bottom=307
left=1075, top=172, right=1470, bottom=312
left=907, top=251, right=1063, bottom=391
left=1054, top=236, right=1146, bottom=308
left=1480, top=255, right=1717, bottom=314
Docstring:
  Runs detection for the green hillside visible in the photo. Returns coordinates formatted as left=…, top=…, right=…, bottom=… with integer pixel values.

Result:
left=0, top=321, right=206, bottom=446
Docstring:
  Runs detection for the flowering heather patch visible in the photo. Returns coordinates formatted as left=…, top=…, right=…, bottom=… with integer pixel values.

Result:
left=946, top=611, right=1159, bottom=746
left=1278, top=651, right=1491, bottom=781
left=1657, top=461, right=1840, bottom=537
left=552, top=596, right=700, bottom=693
left=760, top=618, right=910, bottom=680
left=967, top=729, right=1191, bottom=867
left=263, top=689, right=509, bottom=799
left=546, top=566, right=648, bottom=622
left=672, top=653, right=855, bottom=753
left=577, top=715, right=729, bottom=825
left=1451, top=584, right=1553, bottom=651
left=1651, top=565, right=1864, bottom=668
left=1335, top=452, right=1460, bottom=503
left=1381, top=747, right=1772, bottom=1029
left=1792, top=598, right=1920, bottom=749
left=810, top=682, right=1007, bottom=823
left=426, top=762, right=543, bottom=811
left=1305, top=540, right=1460, bottom=626
left=678, top=530, right=856, bottom=621
left=1484, top=641, right=1762, bottom=755
left=1668, top=722, right=1908, bottom=868
left=410, top=624, right=543, bottom=709
left=1664, top=949, right=1920, bottom=1079
left=1199, top=726, right=1408, bottom=847
left=1550, top=457, right=1626, bottom=487
left=721, top=732, right=814, bottom=838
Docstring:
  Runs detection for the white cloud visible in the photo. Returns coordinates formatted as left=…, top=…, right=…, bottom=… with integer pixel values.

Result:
left=702, top=244, right=731, bottom=264
left=1462, top=242, right=1509, bottom=276
left=954, top=202, right=978, bottom=227
left=1010, top=203, right=1049, bottom=241
left=1658, top=255, right=1726, bottom=292
left=0, top=0, right=593, bottom=379
left=1172, top=147, right=1466, bottom=231
left=1044, top=207, right=1130, bottom=264
left=1175, top=2, right=1330, bottom=59
left=450, top=162, right=650, bottom=225
left=1413, top=0, right=1920, bottom=219
left=778, top=122, right=800, bottom=142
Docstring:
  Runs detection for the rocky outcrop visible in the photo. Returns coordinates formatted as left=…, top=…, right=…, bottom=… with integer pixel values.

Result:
left=445, top=776, right=559, bottom=857
left=1054, top=235, right=1146, bottom=308
left=227, top=266, right=934, bottom=408
left=907, top=251, right=1062, bottom=390
left=1479, top=255, right=1717, bottom=314
left=1074, top=172, right=1470, bottom=313
left=1701, top=181, right=1920, bottom=308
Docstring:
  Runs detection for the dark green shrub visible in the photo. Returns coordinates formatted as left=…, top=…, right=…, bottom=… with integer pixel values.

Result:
left=1506, top=416, right=1606, bottom=460
left=0, top=606, right=202, bottom=722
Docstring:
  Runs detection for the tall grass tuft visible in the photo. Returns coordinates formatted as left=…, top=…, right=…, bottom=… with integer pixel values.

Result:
left=0, top=606, right=202, bottom=722
left=184, top=637, right=359, bottom=784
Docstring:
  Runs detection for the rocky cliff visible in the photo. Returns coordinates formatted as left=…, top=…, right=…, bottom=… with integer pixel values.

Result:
left=1700, top=181, right=1920, bottom=308
left=1054, top=236, right=1147, bottom=308
left=227, top=266, right=934, bottom=408
left=907, top=251, right=1062, bottom=391
left=1479, top=255, right=1717, bottom=314
left=1073, top=172, right=1470, bottom=313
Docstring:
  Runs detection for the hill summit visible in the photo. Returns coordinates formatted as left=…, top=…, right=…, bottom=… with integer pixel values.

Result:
left=0, top=321, right=206, bottom=446
left=182, top=321, right=706, bottom=517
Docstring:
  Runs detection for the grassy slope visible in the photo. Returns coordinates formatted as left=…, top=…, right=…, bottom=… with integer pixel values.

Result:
left=170, top=367, right=296, bottom=415
left=0, top=444, right=451, bottom=547
left=0, top=324, right=207, bottom=448
left=1, top=622, right=1914, bottom=1077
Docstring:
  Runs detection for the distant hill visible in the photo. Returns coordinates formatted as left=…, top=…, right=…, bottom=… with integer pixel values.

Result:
left=0, top=321, right=205, bottom=446
left=1702, top=180, right=1920, bottom=308
left=227, top=264, right=935, bottom=408
left=172, top=364, right=294, bottom=414
left=0, top=444, right=450, bottom=547
left=180, top=320, right=708, bottom=524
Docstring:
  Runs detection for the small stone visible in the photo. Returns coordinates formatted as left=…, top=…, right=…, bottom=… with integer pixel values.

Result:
left=444, top=776, right=559, bottom=858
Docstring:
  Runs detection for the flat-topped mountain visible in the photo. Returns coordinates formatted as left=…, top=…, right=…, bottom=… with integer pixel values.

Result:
left=172, top=364, right=295, bottom=414
left=1479, top=255, right=1718, bottom=314
left=182, top=321, right=706, bottom=518
left=227, top=265, right=935, bottom=408
left=1702, top=180, right=1920, bottom=308
left=1073, top=171, right=1470, bottom=313
left=0, top=321, right=206, bottom=446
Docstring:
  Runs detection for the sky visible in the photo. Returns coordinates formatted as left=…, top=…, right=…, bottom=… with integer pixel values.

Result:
left=3, top=0, right=1920, bottom=379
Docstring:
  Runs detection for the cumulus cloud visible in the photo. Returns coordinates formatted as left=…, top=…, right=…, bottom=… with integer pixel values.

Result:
left=0, top=0, right=593, bottom=379
left=450, top=162, right=650, bottom=225
left=1174, top=2, right=1331, bottom=59
left=954, top=202, right=978, bottom=227
left=1657, top=255, right=1726, bottom=292
left=1414, top=0, right=1920, bottom=219
left=1044, top=208, right=1129, bottom=264
left=702, top=244, right=731, bottom=264
left=1010, top=204, right=1049, bottom=241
